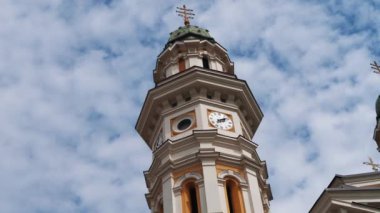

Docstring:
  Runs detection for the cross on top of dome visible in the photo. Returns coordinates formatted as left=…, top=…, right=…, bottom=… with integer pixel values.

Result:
left=371, top=61, right=380, bottom=74
left=176, top=5, right=195, bottom=26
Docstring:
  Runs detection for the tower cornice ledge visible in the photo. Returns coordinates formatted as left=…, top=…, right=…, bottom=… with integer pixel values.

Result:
left=136, top=68, right=263, bottom=147
left=143, top=129, right=269, bottom=189
left=152, top=130, right=260, bottom=160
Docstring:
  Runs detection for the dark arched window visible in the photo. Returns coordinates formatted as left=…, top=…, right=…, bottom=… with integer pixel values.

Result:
left=225, top=178, right=245, bottom=213
left=178, top=58, right=186, bottom=72
left=202, top=56, right=210, bottom=69
left=158, top=201, right=163, bottom=213
left=182, top=180, right=200, bottom=213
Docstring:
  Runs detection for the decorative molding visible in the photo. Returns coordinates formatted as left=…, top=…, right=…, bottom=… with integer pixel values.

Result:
left=173, top=172, right=204, bottom=194
left=153, top=193, right=163, bottom=212
left=136, top=68, right=263, bottom=146
left=174, top=172, right=203, bottom=188
left=170, top=110, right=197, bottom=136
left=218, top=170, right=247, bottom=185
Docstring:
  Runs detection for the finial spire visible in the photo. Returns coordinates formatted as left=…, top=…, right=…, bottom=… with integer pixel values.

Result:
left=176, top=5, right=195, bottom=26
left=371, top=61, right=380, bottom=74
left=363, top=157, right=380, bottom=172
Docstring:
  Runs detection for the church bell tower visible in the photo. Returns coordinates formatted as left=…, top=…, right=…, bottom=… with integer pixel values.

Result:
left=136, top=5, right=272, bottom=213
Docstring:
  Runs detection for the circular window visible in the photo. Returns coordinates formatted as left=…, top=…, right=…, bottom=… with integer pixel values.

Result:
left=177, top=118, right=192, bottom=131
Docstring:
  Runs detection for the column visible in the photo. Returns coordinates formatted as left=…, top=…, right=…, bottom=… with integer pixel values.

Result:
left=201, top=159, right=223, bottom=213
left=198, top=182, right=208, bottom=213
left=217, top=180, right=228, bottom=213
left=162, top=173, right=176, bottom=213
left=246, top=168, right=265, bottom=213
left=241, top=186, right=253, bottom=213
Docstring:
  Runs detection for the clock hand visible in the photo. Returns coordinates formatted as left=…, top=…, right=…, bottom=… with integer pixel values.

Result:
left=217, top=118, right=226, bottom=123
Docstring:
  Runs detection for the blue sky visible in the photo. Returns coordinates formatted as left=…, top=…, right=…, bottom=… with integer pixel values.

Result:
left=0, top=0, right=379, bottom=212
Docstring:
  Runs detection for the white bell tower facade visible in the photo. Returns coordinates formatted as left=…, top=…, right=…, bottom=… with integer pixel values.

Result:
left=136, top=9, right=272, bottom=213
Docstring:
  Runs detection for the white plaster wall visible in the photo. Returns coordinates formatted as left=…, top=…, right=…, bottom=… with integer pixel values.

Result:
left=246, top=168, right=265, bottom=213
left=213, top=146, right=241, bottom=157
left=199, top=184, right=208, bottom=213
left=171, top=146, right=199, bottom=161
left=201, top=160, right=223, bottom=212
left=174, top=191, right=182, bottom=213
left=214, top=60, right=223, bottom=72
left=210, top=60, right=217, bottom=70
left=188, top=56, right=203, bottom=68
left=162, top=173, right=176, bottom=213
left=218, top=181, right=228, bottom=213
left=166, top=63, right=178, bottom=77
left=242, top=188, right=253, bottom=213
left=241, top=149, right=254, bottom=159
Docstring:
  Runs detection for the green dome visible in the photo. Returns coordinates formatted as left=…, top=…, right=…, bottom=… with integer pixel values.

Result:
left=165, top=25, right=215, bottom=48
left=376, top=95, right=380, bottom=120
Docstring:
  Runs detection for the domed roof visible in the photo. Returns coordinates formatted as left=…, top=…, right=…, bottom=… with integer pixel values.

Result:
left=376, top=95, right=380, bottom=120
left=165, top=25, right=215, bottom=48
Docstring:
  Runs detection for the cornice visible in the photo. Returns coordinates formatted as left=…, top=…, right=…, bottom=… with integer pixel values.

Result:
left=144, top=130, right=272, bottom=197
left=136, top=68, right=263, bottom=147
left=329, top=172, right=380, bottom=188
left=310, top=188, right=380, bottom=213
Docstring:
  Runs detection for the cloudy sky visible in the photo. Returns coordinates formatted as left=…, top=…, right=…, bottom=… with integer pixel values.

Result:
left=1, top=0, right=379, bottom=212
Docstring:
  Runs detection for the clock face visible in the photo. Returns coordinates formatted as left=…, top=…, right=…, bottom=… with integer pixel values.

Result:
left=208, top=111, right=234, bottom=130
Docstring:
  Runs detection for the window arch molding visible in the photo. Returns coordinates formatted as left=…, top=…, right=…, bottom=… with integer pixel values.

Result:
left=218, top=170, right=247, bottom=186
left=173, top=172, right=203, bottom=189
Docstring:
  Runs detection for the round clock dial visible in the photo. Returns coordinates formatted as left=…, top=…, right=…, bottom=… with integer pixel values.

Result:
left=208, top=112, right=234, bottom=130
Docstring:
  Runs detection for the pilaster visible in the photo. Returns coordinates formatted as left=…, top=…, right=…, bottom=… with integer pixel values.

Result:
left=201, top=159, right=223, bottom=213
left=246, top=168, right=265, bottom=213
left=242, top=186, right=253, bottom=213
left=198, top=181, right=208, bottom=213
left=162, top=173, right=176, bottom=213
left=217, top=179, right=228, bottom=213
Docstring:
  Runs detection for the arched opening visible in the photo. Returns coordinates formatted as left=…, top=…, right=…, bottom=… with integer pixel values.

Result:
left=178, top=58, right=186, bottom=72
left=158, top=201, right=163, bottom=213
left=182, top=180, right=201, bottom=213
left=225, top=178, right=245, bottom=213
left=202, top=55, right=210, bottom=69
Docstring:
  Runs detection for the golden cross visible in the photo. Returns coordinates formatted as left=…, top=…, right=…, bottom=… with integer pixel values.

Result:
left=371, top=61, right=380, bottom=74
left=176, top=5, right=195, bottom=26
left=363, top=157, right=380, bottom=172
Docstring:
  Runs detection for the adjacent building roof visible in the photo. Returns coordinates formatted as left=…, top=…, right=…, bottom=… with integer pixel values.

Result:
left=310, top=172, right=380, bottom=213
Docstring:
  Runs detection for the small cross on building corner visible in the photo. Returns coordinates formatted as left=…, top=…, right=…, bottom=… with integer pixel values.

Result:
left=363, top=157, right=380, bottom=172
